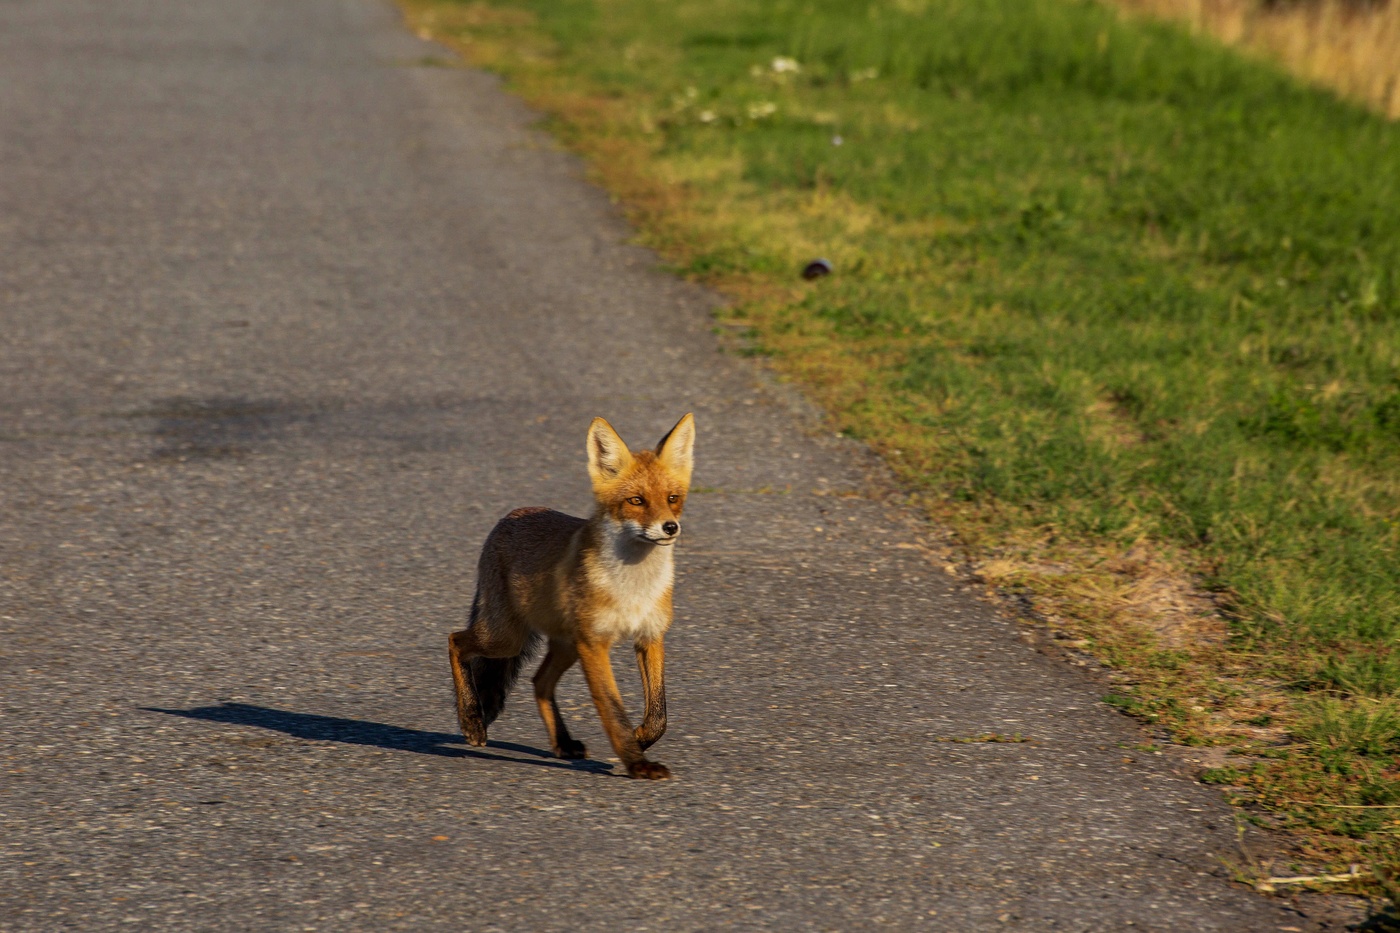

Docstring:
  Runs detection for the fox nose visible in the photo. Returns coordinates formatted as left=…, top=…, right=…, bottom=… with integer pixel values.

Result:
left=662, top=521, right=679, bottom=537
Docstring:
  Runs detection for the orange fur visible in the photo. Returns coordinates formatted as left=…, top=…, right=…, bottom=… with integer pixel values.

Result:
left=447, top=414, right=695, bottom=779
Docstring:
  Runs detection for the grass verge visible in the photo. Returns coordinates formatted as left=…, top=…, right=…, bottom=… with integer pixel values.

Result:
left=401, top=0, right=1400, bottom=901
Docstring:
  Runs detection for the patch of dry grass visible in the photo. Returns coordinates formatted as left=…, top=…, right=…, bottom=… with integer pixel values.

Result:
left=1113, top=0, right=1400, bottom=117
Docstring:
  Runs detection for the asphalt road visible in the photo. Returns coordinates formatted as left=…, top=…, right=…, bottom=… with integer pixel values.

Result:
left=0, top=1, right=1339, bottom=929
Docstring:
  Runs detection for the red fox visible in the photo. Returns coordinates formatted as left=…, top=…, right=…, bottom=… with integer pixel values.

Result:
left=448, top=413, right=695, bottom=780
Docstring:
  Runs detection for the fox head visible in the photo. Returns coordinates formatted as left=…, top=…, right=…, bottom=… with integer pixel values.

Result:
left=587, top=413, right=695, bottom=547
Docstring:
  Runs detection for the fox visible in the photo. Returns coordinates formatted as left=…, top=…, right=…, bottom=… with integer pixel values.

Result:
left=447, top=413, right=695, bottom=780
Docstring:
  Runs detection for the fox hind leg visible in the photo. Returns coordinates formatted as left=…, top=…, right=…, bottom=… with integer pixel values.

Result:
left=533, top=643, right=587, bottom=759
left=448, top=606, right=536, bottom=747
left=448, top=628, right=491, bottom=746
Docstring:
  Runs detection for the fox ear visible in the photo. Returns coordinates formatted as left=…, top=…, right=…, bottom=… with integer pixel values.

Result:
left=587, top=417, right=633, bottom=486
left=655, top=413, right=695, bottom=488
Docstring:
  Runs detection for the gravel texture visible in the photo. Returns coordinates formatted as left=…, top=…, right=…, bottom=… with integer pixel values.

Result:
left=0, top=0, right=1335, bottom=929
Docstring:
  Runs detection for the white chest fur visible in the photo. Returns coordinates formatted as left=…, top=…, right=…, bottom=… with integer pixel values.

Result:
left=588, top=535, right=674, bottom=644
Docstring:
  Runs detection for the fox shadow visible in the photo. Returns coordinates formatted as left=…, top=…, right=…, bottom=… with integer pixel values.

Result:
left=144, top=702, right=614, bottom=775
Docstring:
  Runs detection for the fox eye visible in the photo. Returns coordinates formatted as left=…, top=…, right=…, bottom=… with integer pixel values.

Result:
left=667, top=494, right=679, bottom=503
left=627, top=496, right=645, bottom=506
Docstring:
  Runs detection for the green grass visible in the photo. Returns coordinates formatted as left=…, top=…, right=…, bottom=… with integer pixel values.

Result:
left=405, top=0, right=1400, bottom=888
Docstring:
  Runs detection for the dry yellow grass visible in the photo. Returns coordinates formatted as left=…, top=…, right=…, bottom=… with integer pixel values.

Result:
left=1112, top=0, right=1400, bottom=117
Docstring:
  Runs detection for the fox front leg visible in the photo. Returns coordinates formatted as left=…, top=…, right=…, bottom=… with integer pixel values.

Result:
left=575, top=639, right=671, bottom=780
left=533, top=643, right=587, bottom=760
left=633, top=639, right=667, bottom=752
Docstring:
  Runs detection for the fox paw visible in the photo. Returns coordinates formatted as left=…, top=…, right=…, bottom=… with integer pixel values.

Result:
left=626, top=760, right=672, bottom=781
left=458, top=718, right=487, bottom=748
left=554, top=738, right=588, bottom=760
